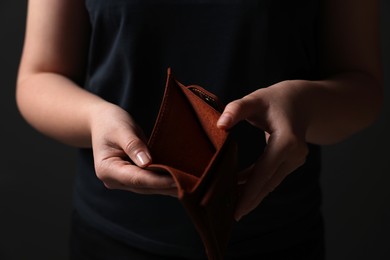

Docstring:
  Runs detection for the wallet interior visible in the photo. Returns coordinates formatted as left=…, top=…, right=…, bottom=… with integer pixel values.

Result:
left=147, top=71, right=228, bottom=185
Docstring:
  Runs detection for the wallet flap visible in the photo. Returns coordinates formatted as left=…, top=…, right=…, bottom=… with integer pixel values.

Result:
left=148, top=70, right=216, bottom=180
left=147, top=165, right=199, bottom=198
left=147, top=68, right=238, bottom=260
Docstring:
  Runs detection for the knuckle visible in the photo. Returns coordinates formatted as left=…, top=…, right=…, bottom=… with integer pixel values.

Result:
left=283, top=134, right=302, bottom=150
left=295, top=153, right=307, bottom=167
left=301, top=144, right=309, bottom=158
left=125, top=138, right=144, bottom=155
left=94, top=159, right=120, bottom=189
left=281, top=134, right=299, bottom=151
left=103, top=181, right=115, bottom=190
left=283, top=135, right=308, bottom=166
left=226, top=99, right=244, bottom=114
left=128, top=176, right=142, bottom=187
left=293, top=143, right=309, bottom=166
left=94, top=160, right=109, bottom=181
left=127, top=168, right=145, bottom=187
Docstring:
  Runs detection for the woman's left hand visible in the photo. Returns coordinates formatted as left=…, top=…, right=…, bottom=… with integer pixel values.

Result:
left=217, top=80, right=310, bottom=221
left=216, top=0, right=383, bottom=222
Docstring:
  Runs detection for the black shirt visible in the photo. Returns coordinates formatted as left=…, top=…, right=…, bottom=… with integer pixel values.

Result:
left=75, top=0, right=323, bottom=258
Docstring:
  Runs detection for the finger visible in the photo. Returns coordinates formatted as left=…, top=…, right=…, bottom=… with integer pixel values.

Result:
left=234, top=133, right=303, bottom=220
left=217, top=94, right=265, bottom=130
left=258, top=139, right=307, bottom=201
left=114, top=129, right=152, bottom=168
left=125, top=186, right=178, bottom=197
left=96, top=157, right=177, bottom=191
left=254, top=158, right=304, bottom=204
left=237, top=164, right=254, bottom=185
left=236, top=158, right=304, bottom=220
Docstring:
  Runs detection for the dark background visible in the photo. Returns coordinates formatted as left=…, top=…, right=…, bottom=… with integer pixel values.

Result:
left=0, top=1, right=389, bottom=259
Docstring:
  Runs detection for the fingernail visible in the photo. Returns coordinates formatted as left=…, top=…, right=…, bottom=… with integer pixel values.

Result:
left=217, top=114, right=232, bottom=127
left=136, top=151, right=151, bottom=167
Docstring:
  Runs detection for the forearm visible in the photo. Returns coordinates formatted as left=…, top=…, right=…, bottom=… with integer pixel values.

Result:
left=16, top=72, right=109, bottom=147
left=293, top=72, right=383, bottom=145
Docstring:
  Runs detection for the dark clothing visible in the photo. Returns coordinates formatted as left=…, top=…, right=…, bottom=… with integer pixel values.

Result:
left=74, top=0, right=324, bottom=259
left=70, top=210, right=326, bottom=260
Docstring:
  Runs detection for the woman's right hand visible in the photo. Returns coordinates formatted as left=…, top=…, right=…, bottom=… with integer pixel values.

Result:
left=15, top=0, right=175, bottom=197
left=89, top=103, right=177, bottom=197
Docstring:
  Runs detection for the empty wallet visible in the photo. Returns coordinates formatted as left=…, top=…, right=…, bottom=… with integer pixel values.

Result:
left=147, top=68, right=238, bottom=260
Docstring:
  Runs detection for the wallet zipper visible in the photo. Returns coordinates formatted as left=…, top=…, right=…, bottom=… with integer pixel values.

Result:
left=188, top=87, right=222, bottom=112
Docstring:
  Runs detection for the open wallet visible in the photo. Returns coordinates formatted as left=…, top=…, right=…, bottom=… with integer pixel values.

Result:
left=146, top=68, right=239, bottom=260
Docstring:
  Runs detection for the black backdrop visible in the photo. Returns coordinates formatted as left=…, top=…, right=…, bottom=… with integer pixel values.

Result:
left=1, top=1, right=389, bottom=259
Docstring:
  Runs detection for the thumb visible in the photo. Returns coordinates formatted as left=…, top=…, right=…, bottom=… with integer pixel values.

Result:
left=217, top=96, right=257, bottom=130
left=118, top=131, right=152, bottom=168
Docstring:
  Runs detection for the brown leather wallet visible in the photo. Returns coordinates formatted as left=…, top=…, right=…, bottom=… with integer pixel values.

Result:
left=147, top=68, right=238, bottom=260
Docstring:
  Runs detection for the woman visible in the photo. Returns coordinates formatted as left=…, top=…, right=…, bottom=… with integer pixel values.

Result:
left=16, top=0, right=383, bottom=259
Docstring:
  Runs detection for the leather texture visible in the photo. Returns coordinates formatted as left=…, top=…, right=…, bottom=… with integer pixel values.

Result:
left=147, top=68, right=238, bottom=260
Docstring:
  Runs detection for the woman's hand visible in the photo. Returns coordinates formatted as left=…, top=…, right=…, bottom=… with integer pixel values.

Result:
left=90, top=103, right=177, bottom=197
left=217, top=81, right=310, bottom=221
